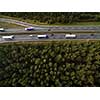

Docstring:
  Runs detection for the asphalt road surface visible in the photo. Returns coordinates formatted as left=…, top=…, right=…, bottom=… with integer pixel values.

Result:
left=1, top=27, right=100, bottom=34
left=0, top=33, right=100, bottom=43
left=1, top=18, right=100, bottom=33
left=1, top=18, right=100, bottom=43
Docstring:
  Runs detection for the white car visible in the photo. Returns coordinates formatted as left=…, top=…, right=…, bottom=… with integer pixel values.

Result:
left=29, top=35, right=33, bottom=37
left=25, top=27, right=34, bottom=31
left=0, top=28, right=5, bottom=32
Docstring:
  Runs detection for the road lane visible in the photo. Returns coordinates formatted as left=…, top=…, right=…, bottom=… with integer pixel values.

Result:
left=0, top=33, right=100, bottom=43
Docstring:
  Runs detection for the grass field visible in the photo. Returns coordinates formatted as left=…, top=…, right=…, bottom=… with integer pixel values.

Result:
left=12, top=18, right=100, bottom=26
left=0, top=39, right=100, bottom=45
left=0, top=21, right=24, bottom=28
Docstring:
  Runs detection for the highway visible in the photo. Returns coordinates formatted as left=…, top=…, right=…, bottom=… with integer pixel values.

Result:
left=1, top=18, right=100, bottom=43
left=1, top=27, right=100, bottom=33
left=1, top=27, right=100, bottom=34
left=1, top=18, right=100, bottom=33
left=1, top=33, right=100, bottom=43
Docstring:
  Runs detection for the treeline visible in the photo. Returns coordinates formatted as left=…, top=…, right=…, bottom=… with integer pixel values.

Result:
left=0, top=12, right=100, bottom=24
left=0, top=41, right=100, bottom=86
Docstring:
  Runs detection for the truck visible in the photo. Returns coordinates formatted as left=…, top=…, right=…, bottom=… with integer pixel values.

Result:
left=2, top=35, right=14, bottom=40
left=37, top=34, right=48, bottom=39
left=65, top=34, right=77, bottom=39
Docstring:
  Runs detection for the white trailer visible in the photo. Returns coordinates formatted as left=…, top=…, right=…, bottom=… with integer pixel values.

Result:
left=0, top=28, right=5, bottom=32
left=65, top=34, right=77, bottom=39
left=37, top=35, right=48, bottom=39
left=2, top=35, right=14, bottom=40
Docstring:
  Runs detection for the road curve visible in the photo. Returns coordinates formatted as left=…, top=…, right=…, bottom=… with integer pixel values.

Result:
left=1, top=18, right=100, bottom=33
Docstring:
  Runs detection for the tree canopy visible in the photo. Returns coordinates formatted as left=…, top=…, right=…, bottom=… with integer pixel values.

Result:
left=0, top=12, right=100, bottom=24
left=0, top=41, right=100, bottom=86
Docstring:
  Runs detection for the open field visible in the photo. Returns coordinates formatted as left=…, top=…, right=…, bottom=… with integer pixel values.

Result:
left=0, top=21, right=24, bottom=28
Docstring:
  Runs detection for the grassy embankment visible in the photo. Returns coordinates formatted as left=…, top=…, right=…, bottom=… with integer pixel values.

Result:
left=0, top=21, right=24, bottom=28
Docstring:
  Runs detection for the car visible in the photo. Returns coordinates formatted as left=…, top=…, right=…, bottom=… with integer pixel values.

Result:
left=25, top=27, right=34, bottom=31
left=29, top=35, right=33, bottom=37
left=51, top=33, right=54, bottom=36
left=48, top=29, right=51, bottom=31
left=91, top=33, right=94, bottom=36
left=0, top=28, right=5, bottom=32
left=29, top=35, right=36, bottom=37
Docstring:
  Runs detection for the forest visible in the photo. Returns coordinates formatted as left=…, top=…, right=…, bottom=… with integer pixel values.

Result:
left=0, top=41, right=100, bottom=87
left=0, top=12, right=100, bottom=24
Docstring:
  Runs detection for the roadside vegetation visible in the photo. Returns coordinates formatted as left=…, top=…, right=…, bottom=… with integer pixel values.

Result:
left=0, top=12, right=100, bottom=26
left=0, top=40, right=100, bottom=86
